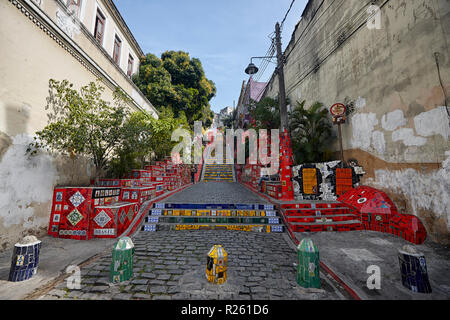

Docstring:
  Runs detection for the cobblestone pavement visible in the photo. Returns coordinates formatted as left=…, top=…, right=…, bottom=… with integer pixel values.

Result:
left=40, top=231, right=343, bottom=300
left=38, top=182, right=345, bottom=300
left=166, top=182, right=265, bottom=204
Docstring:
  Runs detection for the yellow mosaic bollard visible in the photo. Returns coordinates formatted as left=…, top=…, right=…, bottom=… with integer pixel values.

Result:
left=206, top=245, right=228, bottom=284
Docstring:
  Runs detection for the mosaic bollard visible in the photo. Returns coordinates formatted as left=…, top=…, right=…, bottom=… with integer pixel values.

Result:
left=8, top=236, right=42, bottom=282
left=206, top=245, right=228, bottom=285
left=398, top=245, right=432, bottom=294
left=110, top=237, right=135, bottom=283
left=297, top=239, right=321, bottom=289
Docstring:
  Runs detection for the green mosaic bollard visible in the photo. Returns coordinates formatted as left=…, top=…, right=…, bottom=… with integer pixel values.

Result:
left=110, top=237, right=135, bottom=284
left=297, top=239, right=321, bottom=289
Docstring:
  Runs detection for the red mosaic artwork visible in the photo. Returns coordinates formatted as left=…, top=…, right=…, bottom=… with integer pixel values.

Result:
left=48, top=187, right=120, bottom=240
left=335, top=168, right=353, bottom=196
left=389, top=214, right=427, bottom=245
left=48, top=160, right=192, bottom=241
left=279, top=130, right=294, bottom=200
left=91, top=203, right=137, bottom=239
left=338, top=186, right=427, bottom=244
left=338, top=186, right=399, bottom=215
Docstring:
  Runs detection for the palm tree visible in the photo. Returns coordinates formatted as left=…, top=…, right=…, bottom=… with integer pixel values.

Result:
left=289, top=101, right=332, bottom=164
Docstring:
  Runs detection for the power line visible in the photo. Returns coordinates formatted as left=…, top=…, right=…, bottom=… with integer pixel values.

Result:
left=253, top=38, right=276, bottom=82
left=254, top=43, right=275, bottom=82
left=281, top=0, right=296, bottom=30
left=286, top=0, right=370, bottom=72
left=285, top=0, right=391, bottom=95
left=248, top=0, right=296, bottom=85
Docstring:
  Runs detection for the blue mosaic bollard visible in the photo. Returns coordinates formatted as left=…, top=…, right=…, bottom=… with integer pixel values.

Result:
left=398, top=245, right=432, bottom=294
left=8, top=236, right=42, bottom=282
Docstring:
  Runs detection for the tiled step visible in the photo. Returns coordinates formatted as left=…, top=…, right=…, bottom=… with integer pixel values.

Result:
left=280, top=201, right=362, bottom=233
left=143, top=202, right=284, bottom=233
left=289, top=220, right=362, bottom=233
left=281, top=202, right=344, bottom=209
left=284, top=207, right=351, bottom=216
left=202, top=163, right=235, bottom=181
left=153, top=203, right=275, bottom=210
left=145, top=216, right=282, bottom=224
left=286, top=214, right=358, bottom=224
left=149, top=208, right=278, bottom=217
left=142, top=223, right=284, bottom=233
left=204, top=172, right=233, bottom=174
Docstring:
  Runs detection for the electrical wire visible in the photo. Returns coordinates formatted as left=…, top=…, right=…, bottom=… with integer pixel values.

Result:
left=252, top=0, right=297, bottom=84
left=254, top=42, right=276, bottom=82
left=283, top=0, right=382, bottom=95
left=281, top=0, right=296, bottom=30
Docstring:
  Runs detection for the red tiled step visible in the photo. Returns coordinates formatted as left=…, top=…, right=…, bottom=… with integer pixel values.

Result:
left=286, top=214, right=358, bottom=224
left=284, top=207, right=351, bottom=217
left=289, top=220, right=362, bottom=233
left=281, top=203, right=344, bottom=210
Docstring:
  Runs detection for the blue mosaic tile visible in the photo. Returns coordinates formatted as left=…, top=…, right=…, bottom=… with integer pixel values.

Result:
left=8, top=241, right=41, bottom=282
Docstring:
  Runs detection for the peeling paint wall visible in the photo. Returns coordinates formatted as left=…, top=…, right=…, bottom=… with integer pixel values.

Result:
left=0, top=1, right=97, bottom=251
left=367, top=151, right=450, bottom=244
left=264, top=0, right=450, bottom=244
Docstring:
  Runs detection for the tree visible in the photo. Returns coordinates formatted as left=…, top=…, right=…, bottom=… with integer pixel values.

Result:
left=147, top=107, right=190, bottom=161
left=133, top=51, right=216, bottom=127
left=248, top=97, right=281, bottom=130
left=289, top=101, right=332, bottom=164
left=106, top=107, right=190, bottom=178
left=30, top=79, right=130, bottom=177
left=222, top=110, right=236, bottom=129
left=106, top=110, right=154, bottom=178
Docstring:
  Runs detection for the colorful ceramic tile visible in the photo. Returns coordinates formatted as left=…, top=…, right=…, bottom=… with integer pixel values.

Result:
left=69, top=191, right=85, bottom=208
left=66, top=209, right=83, bottom=226
left=94, top=210, right=111, bottom=228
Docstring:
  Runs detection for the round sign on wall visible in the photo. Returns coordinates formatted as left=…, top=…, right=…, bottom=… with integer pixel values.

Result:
left=330, top=103, right=347, bottom=117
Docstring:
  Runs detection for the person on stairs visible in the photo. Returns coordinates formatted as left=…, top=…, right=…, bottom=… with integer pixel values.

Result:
left=191, top=165, right=198, bottom=184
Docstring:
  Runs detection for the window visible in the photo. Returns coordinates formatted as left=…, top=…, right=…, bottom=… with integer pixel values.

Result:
left=66, top=0, right=81, bottom=18
left=32, top=0, right=43, bottom=6
left=127, top=54, right=134, bottom=78
left=94, top=9, right=105, bottom=45
left=113, top=35, right=122, bottom=64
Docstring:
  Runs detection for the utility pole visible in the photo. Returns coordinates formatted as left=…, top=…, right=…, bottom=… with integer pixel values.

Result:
left=275, top=22, right=294, bottom=201
left=275, top=22, right=289, bottom=132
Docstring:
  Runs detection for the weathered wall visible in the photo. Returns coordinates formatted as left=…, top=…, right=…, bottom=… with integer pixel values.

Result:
left=264, top=0, right=450, bottom=244
left=0, top=1, right=112, bottom=251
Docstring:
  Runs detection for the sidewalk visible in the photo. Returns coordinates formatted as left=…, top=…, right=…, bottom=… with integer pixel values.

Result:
left=0, top=184, right=192, bottom=300
left=299, top=230, right=450, bottom=300
left=241, top=181, right=450, bottom=300
left=0, top=236, right=115, bottom=300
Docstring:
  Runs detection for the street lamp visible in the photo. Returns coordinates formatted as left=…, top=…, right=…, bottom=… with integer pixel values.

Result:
left=244, top=23, right=288, bottom=131
left=245, top=56, right=276, bottom=75
left=245, top=62, right=259, bottom=75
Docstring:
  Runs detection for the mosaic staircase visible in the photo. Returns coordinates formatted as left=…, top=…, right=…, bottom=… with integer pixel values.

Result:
left=202, top=164, right=234, bottom=182
left=281, top=202, right=362, bottom=233
left=141, top=203, right=285, bottom=233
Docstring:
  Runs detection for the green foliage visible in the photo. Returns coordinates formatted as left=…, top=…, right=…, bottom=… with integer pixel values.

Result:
left=289, top=101, right=332, bottom=164
left=32, top=79, right=130, bottom=176
left=30, top=79, right=193, bottom=180
left=222, top=111, right=236, bottom=129
left=105, top=107, right=190, bottom=178
left=248, top=97, right=281, bottom=130
left=134, top=51, right=216, bottom=127
left=148, top=107, right=190, bottom=160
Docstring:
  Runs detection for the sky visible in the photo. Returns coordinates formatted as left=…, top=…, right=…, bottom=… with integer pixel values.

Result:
left=114, top=0, right=308, bottom=113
